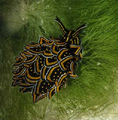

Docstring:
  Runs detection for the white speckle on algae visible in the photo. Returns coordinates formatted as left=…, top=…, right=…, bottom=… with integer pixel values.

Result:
left=97, top=62, right=101, bottom=66
left=69, top=7, right=71, bottom=9
left=41, top=20, right=44, bottom=24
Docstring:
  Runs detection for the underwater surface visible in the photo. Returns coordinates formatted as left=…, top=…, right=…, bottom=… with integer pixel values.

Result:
left=0, top=0, right=118, bottom=120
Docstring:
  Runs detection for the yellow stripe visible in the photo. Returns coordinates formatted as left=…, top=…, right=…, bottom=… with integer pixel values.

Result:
left=76, top=36, right=79, bottom=45
left=75, top=47, right=81, bottom=54
left=36, top=80, right=43, bottom=94
left=55, top=42, right=66, bottom=45
left=70, top=74, right=77, bottom=78
left=49, top=87, right=55, bottom=98
left=22, top=51, right=31, bottom=55
left=27, top=69, right=40, bottom=80
left=25, top=46, right=41, bottom=54
left=73, top=56, right=78, bottom=62
left=79, top=53, right=82, bottom=58
left=47, top=65, right=59, bottom=82
left=58, top=22, right=67, bottom=34
left=59, top=74, right=67, bottom=85
left=26, top=78, right=37, bottom=84
left=24, top=64, right=30, bottom=67
left=14, top=68, right=25, bottom=77
left=42, top=66, right=47, bottom=80
left=18, top=82, right=32, bottom=87
left=43, top=52, right=53, bottom=56
left=70, top=45, right=81, bottom=55
left=14, top=55, right=26, bottom=66
left=66, top=31, right=72, bottom=42
left=46, top=58, right=57, bottom=66
left=72, top=27, right=82, bottom=36
left=58, top=49, right=68, bottom=61
left=39, top=37, right=49, bottom=44
left=56, top=74, right=68, bottom=92
left=20, top=88, right=26, bottom=93
left=24, top=55, right=37, bottom=63
left=38, top=94, right=46, bottom=100
left=60, top=57, right=73, bottom=70
left=26, top=43, right=40, bottom=47
left=45, top=41, right=54, bottom=45
left=52, top=45, right=58, bottom=54
left=36, top=57, right=41, bottom=73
